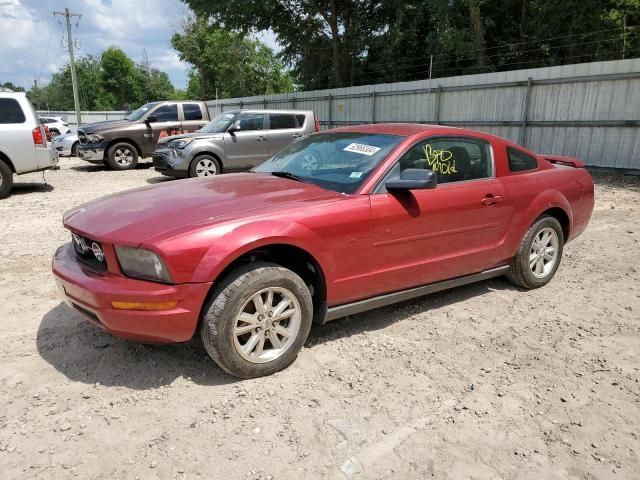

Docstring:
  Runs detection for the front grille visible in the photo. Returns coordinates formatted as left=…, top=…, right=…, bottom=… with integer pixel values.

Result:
left=77, top=129, right=87, bottom=144
left=71, top=232, right=107, bottom=272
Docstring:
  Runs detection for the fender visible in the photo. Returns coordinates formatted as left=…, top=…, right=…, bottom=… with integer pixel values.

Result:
left=507, top=189, right=573, bottom=256
left=189, top=219, right=335, bottom=284
left=186, top=140, right=226, bottom=165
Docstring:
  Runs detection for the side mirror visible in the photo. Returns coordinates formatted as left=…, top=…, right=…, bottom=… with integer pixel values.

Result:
left=146, top=114, right=158, bottom=124
left=385, top=168, right=437, bottom=191
left=227, top=122, right=241, bottom=134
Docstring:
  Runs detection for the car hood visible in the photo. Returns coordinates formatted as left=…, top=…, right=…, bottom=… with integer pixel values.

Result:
left=157, top=132, right=223, bottom=146
left=79, top=119, right=131, bottom=133
left=63, top=173, right=340, bottom=245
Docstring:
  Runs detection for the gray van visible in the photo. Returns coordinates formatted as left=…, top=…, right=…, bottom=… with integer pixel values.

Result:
left=152, top=109, right=319, bottom=178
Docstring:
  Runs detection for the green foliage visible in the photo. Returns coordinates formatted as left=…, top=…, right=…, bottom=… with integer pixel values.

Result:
left=1, top=82, right=25, bottom=92
left=185, top=0, right=640, bottom=89
left=26, top=48, right=182, bottom=111
left=171, top=17, right=295, bottom=100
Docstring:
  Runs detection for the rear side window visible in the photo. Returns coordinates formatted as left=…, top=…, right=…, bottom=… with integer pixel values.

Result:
left=269, top=114, right=297, bottom=130
left=153, top=104, right=178, bottom=122
left=507, top=146, right=538, bottom=172
left=183, top=103, right=202, bottom=121
left=397, top=136, right=493, bottom=184
left=295, top=114, right=306, bottom=127
left=0, top=99, right=26, bottom=124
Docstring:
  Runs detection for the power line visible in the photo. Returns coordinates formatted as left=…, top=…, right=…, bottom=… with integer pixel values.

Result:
left=53, top=8, right=82, bottom=125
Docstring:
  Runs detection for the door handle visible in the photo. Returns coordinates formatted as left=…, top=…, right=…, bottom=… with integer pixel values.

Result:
left=292, top=133, right=302, bottom=138
left=481, top=194, right=503, bottom=206
left=257, top=136, right=266, bottom=142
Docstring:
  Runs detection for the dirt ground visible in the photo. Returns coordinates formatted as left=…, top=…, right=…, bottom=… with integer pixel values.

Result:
left=0, top=157, right=638, bottom=480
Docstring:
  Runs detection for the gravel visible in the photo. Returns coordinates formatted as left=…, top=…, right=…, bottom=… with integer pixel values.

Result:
left=0, top=158, right=639, bottom=479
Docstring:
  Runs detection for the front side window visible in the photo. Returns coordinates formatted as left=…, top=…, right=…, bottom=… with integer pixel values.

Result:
left=153, top=104, right=178, bottom=122
left=200, top=111, right=239, bottom=133
left=396, top=137, right=493, bottom=185
left=183, top=103, right=203, bottom=121
left=254, top=132, right=403, bottom=194
left=269, top=114, right=297, bottom=130
left=236, top=113, right=265, bottom=131
left=0, top=99, right=26, bottom=124
left=507, top=146, right=538, bottom=172
left=125, top=102, right=158, bottom=121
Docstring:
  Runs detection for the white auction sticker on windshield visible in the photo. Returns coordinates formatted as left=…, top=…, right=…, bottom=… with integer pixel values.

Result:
left=343, top=143, right=381, bottom=156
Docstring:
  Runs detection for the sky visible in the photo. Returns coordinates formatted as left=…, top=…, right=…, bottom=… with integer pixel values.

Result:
left=0, top=0, right=278, bottom=91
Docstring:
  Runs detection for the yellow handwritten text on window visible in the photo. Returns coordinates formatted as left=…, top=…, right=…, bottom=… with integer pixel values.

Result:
left=423, top=144, right=457, bottom=175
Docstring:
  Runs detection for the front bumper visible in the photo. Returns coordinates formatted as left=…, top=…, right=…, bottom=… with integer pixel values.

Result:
left=52, top=243, right=212, bottom=343
left=152, top=149, right=189, bottom=177
left=77, top=144, right=106, bottom=163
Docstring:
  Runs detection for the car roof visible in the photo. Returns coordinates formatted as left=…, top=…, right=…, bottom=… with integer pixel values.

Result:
left=226, top=109, right=314, bottom=115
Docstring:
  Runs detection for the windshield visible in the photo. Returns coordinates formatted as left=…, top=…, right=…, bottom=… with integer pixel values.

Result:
left=199, top=111, right=240, bottom=133
left=253, top=132, right=403, bottom=194
left=125, top=102, right=159, bottom=121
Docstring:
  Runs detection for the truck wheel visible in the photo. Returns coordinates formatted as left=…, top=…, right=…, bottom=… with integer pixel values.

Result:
left=506, top=215, right=564, bottom=289
left=106, top=142, right=138, bottom=170
left=0, top=160, right=13, bottom=199
left=189, top=154, right=220, bottom=177
left=200, top=261, right=313, bottom=378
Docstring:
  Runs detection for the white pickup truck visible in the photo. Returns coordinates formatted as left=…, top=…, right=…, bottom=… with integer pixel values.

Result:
left=0, top=91, right=58, bottom=199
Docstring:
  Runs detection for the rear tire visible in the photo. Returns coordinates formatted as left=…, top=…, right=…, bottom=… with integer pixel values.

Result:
left=189, top=154, right=220, bottom=178
left=506, top=215, right=564, bottom=289
left=0, top=161, right=13, bottom=199
left=106, top=142, right=138, bottom=170
left=200, top=262, right=313, bottom=378
left=71, top=142, right=78, bottom=157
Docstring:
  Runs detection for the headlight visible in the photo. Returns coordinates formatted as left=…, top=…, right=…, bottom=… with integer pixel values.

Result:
left=114, top=245, right=173, bottom=283
left=86, top=133, right=105, bottom=143
left=168, top=138, right=194, bottom=149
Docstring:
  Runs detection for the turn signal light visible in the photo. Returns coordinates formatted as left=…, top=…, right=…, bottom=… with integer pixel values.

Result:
left=111, top=301, right=178, bottom=311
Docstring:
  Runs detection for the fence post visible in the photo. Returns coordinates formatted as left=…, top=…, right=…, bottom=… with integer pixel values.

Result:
left=239, top=100, right=243, bottom=109
left=328, top=94, right=333, bottom=129
left=370, top=91, right=376, bottom=124
left=519, top=77, right=533, bottom=146
left=292, top=94, right=296, bottom=109
left=264, top=97, right=267, bottom=109
left=434, top=85, right=443, bottom=124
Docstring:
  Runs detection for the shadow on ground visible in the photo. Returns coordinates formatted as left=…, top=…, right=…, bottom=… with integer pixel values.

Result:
left=71, top=162, right=154, bottom=173
left=37, top=277, right=516, bottom=388
left=9, top=182, right=55, bottom=195
left=37, top=303, right=237, bottom=389
left=146, top=176, right=175, bottom=184
left=306, top=277, right=518, bottom=347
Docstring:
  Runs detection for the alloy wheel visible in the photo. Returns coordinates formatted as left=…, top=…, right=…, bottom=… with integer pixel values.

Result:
left=233, top=287, right=301, bottom=364
left=195, top=158, right=218, bottom=176
left=529, top=227, right=559, bottom=278
left=114, top=148, right=134, bottom=167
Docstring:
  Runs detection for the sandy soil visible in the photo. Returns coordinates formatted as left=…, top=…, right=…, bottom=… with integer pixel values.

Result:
left=0, top=157, right=638, bottom=480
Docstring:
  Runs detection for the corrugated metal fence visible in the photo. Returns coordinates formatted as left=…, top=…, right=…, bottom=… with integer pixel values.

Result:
left=36, top=111, right=127, bottom=128
left=206, top=59, right=640, bottom=171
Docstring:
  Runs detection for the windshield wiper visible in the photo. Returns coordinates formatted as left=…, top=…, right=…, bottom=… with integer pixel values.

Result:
left=269, top=171, right=307, bottom=183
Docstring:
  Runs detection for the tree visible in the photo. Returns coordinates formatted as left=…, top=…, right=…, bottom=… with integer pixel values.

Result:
left=171, top=17, right=294, bottom=100
left=1, top=82, right=25, bottom=92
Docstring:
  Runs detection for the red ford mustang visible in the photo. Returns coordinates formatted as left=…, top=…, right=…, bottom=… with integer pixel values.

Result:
left=52, top=124, right=594, bottom=378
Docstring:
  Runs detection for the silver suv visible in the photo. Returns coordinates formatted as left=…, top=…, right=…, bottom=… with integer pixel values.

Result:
left=152, top=109, right=318, bottom=177
left=0, top=92, right=58, bottom=199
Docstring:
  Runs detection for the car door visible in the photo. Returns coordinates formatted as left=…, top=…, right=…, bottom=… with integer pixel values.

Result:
left=145, top=103, right=181, bottom=147
left=368, top=135, right=513, bottom=296
left=222, top=113, right=268, bottom=170
left=0, top=97, right=38, bottom=173
left=180, top=103, right=207, bottom=133
left=267, top=113, right=304, bottom=155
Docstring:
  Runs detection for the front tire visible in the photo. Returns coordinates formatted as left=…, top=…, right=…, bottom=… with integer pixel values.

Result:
left=71, top=142, right=78, bottom=157
left=189, top=154, right=220, bottom=177
left=200, top=262, right=313, bottom=378
left=106, top=142, right=138, bottom=170
left=0, top=161, right=13, bottom=199
left=506, top=215, right=564, bottom=289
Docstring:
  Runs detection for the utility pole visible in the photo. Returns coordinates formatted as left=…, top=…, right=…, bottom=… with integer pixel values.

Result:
left=54, top=8, right=82, bottom=126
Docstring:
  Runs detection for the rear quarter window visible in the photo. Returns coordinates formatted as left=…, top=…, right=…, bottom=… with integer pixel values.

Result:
left=0, top=99, right=26, bottom=124
left=507, top=146, right=538, bottom=172
left=295, top=114, right=306, bottom=128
